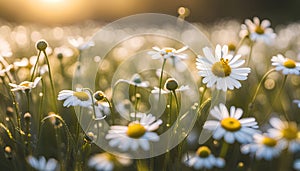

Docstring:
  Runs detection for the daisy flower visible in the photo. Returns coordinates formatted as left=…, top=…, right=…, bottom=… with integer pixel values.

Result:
left=116, top=73, right=149, bottom=88
left=184, top=146, right=225, bottom=170
left=271, top=54, right=300, bottom=75
left=0, top=64, right=13, bottom=77
left=27, top=156, right=58, bottom=171
left=88, top=152, right=132, bottom=171
left=57, top=88, right=93, bottom=107
left=240, top=17, right=276, bottom=44
left=68, top=37, right=94, bottom=51
left=106, top=113, right=162, bottom=151
left=151, top=78, right=189, bottom=94
left=196, top=44, right=251, bottom=91
left=241, top=133, right=285, bottom=160
left=268, top=117, right=300, bottom=152
left=203, top=103, right=258, bottom=144
left=148, top=46, right=188, bottom=60
left=9, top=77, right=42, bottom=93
left=293, top=100, right=300, bottom=108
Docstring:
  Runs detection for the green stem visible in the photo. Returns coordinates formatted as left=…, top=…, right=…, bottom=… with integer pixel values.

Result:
left=234, top=36, right=246, bottom=55
left=30, top=51, right=41, bottom=81
left=219, top=141, right=229, bottom=158
left=25, top=91, right=30, bottom=112
left=172, top=91, right=179, bottom=113
left=104, top=97, right=114, bottom=124
left=248, top=68, right=276, bottom=115
left=42, top=50, right=58, bottom=113
left=262, top=75, right=288, bottom=122
left=159, top=59, right=167, bottom=98
left=134, top=85, right=138, bottom=120
left=199, top=86, right=207, bottom=106
left=246, top=42, right=254, bottom=66
left=38, top=78, right=45, bottom=135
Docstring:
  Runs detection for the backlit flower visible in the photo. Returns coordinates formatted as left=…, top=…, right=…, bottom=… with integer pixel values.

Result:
left=203, top=103, right=258, bottom=144
left=268, top=117, right=300, bottom=152
left=240, top=17, right=276, bottom=44
left=241, top=133, right=285, bottom=160
left=9, top=77, right=42, bottom=93
left=116, top=73, right=149, bottom=88
left=271, top=54, right=300, bottom=75
left=27, top=156, right=58, bottom=171
left=196, top=44, right=251, bottom=91
left=184, top=146, right=225, bottom=170
left=106, top=113, right=162, bottom=151
left=88, top=152, right=132, bottom=171
left=148, top=46, right=188, bottom=60
left=57, top=88, right=92, bottom=107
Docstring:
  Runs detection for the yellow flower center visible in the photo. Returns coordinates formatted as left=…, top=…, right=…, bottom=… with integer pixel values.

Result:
left=196, top=146, right=211, bottom=158
left=20, top=82, right=30, bottom=87
left=221, top=117, right=241, bottom=132
left=283, top=59, right=296, bottom=68
left=228, top=43, right=236, bottom=52
left=104, top=153, right=116, bottom=161
left=282, top=124, right=298, bottom=140
left=164, top=48, right=173, bottom=53
left=212, top=58, right=231, bottom=77
left=126, top=123, right=146, bottom=138
left=255, top=26, right=265, bottom=35
left=73, top=92, right=90, bottom=101
left=262, top=137, right=277, bottom=147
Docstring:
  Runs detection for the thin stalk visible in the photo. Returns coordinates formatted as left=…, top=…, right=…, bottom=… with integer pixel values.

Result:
left=248, top=68, right=276, bottom=115
left=234, top=36, right=246, bottom=55
left=30, top=51, right=41, bottom=81
left=104, top=97, right=113, bottom=124
left=219, top=141, right=229, bottom=158
left=159, top=59, right=167, bottom=98
left=263, top=75, right=288, bottom=122
left=38, top=78, right=45, bottom=135
left=42, top=50, right=58, bottom=113
left=246, top=42, right=254, bottom=66
left=134, top=85, right=137, bottom=120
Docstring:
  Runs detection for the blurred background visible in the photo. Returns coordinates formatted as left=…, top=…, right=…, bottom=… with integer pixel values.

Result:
left=0, top=0, right=299, bottom=25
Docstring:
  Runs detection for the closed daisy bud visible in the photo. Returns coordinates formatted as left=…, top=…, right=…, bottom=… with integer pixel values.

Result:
left=57, top=53, right=63, bottom=60
left=4, top=145, right=12, bottom=160
left=36, top=40, right=48, bottom=51
left=6, top=107, right=14, bottom=117
left=165, top=78, right=178, bottom=91
left=24, top=112, right=31, bottom=122
left=84, top=132, right=95, bottom=143
left=94, top=91, right=106, bottom=101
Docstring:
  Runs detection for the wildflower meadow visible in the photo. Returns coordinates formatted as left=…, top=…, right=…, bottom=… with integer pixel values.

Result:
left=0, top=10, right=300, bottom=171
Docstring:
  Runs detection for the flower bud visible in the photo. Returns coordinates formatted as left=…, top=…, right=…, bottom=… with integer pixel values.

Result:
left=36, top=40, right=48, bottom=51
left=94, top=91, right=106, bottom=101
left=165, top=78, right=178, bottom=91
left=24, top=112, right=31, bottom=122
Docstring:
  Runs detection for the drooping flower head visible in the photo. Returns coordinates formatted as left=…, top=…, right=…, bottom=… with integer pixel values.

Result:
left=196, top=44, right=251, bottom=91
left=57, top=88, right=92, bottom=107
